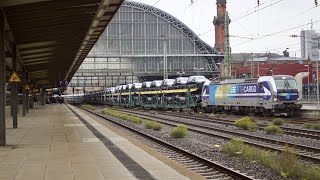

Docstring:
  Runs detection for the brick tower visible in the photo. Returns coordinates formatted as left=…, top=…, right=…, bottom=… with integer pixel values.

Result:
left=213, top=0, right=227, bottom=53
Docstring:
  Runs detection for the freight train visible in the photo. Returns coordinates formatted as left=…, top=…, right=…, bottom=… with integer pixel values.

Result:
left=67, top=75, right=302, bottom=117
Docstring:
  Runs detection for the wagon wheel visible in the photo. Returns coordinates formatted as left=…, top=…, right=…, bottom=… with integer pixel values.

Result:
left=192, top=106, right=198, bottom=112
left=262, top=109, right=272, bottom=117
left=286, top=111, right=294, bottom=117
left=204, top=106, right=212, bottom=113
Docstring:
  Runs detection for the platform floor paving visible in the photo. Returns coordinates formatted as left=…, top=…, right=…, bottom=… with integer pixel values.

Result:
left=0, top=104, right=190, bottom=180
left=302, top=104, right=320, bottom=111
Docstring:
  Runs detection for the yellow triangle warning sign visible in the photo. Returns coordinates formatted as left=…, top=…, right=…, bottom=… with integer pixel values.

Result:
left=9, top=71, right=21, bottom=83
left=25, top=84, right=30, bottom=90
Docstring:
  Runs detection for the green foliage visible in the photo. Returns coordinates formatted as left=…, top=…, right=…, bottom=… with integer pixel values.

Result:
left=144, top=120, right=162, bottom=131
left=79, top=104, right=96, bottom=110
left=209, top=114, right=225, bottom=118
left=234, top=116, right=257, bottom=131
left=217, top=114, right=228, bottom=118
left=219, top=114, right=227, bottom=118
left=313, top=123, right=320, bottom=130
left=196, top=112, right=206, bottom=117
left=152, top=122, right=162, bottom=131
left=110, top=106, right=120, bottom=110
left=303, top=123, right=320, bottom=130
left=101, top=108, right=142, bottom=124
left=222, top=139, right=320, bottom=180
left=222, top=138, right=244, bottom=155
left=279, top=145, right=299, bottom=178
left=208, top=113, right=218, bottom=118
left=149, top=110, right=157, bottom=114
left=272, top=118, right=284, bottom=126
left=264, top=125, right=283, bottom=135
left=144, top=120, right=153, bottom=129
left=304, top=123, right=314, bottom=129
left=170, top=124, right=188, bottom=138
left=223, top=138, right=278, bottom=164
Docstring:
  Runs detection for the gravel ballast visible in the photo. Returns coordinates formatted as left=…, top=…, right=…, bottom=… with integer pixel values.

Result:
left=90, top=108, right=287, bottom=180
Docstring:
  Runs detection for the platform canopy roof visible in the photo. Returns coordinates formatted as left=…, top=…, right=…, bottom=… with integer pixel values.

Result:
left=0, top=0, right=123, bottom=88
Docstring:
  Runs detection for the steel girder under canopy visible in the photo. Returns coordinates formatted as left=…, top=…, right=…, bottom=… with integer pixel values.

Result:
left=0, top=0, right=123, bottom=88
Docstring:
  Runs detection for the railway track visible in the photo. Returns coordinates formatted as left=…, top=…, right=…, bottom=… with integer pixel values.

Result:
left=154, top=109, right=320, bottom=126
left=134, top=109, right=320, bottom=140
left=75, top=105, right=254, bottom=180
left=287, top=117, right=320, bottom=125
left=119, top=109, right=320, bottom=164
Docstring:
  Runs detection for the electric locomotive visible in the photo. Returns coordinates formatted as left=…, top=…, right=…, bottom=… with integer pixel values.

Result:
left=202, top=75, right=302, bottom=116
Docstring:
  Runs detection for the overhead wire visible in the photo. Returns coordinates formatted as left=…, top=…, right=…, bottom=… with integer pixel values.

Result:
left=187, top=0, right=200, bottom=8
left=222, top=3, right=319, bottom=40
left=232, top=0, right=285, bottom=22
left=152, top=0, right=161, bottom=6
left=232, top=2, right=319, bottom=51
left=297, top=6, right=318, bottom=16
left=233, top=19, right=320, bottom=47
left=198, top=0, right=285, bottom=36
left=229, top=35, right=254, bottom=40
left=262, top=4, right=319, bottom=31
left=229, top=13, right=255, bottom=38
left=264, top=42, right=300, bottom=53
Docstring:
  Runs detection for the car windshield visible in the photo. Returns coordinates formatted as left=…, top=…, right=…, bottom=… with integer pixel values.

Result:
left=134, top=83, right=142, bottom=88
left=275, top=79, right=297, bottom=89
left=143, top=82, right=152, bottom=87
left=196, top=76, right=207, bottom=80
left=179, top=77, right=188, bottom=82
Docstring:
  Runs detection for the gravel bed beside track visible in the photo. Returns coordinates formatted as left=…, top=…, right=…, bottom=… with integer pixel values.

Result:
left=136, top=111, right=320, bottom=149
left=91, top=108, right=285, bottom=180
left=170, top=111, right=320, bottom=132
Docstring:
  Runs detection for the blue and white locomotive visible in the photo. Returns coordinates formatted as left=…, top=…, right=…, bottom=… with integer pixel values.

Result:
left=202, top=75, right=302, bottom=116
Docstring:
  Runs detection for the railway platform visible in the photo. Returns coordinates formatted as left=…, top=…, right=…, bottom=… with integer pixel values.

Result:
left=302, top=104, right=320, bottom=111
left=0, top=104, right=195, bottom=180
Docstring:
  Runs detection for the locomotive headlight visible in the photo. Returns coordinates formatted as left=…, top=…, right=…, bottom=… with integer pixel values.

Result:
left=273, top=96, right=277, bottom=102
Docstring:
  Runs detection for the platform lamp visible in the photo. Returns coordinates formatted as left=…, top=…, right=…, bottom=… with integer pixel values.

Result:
left=304, top=65, right=310, bottom=101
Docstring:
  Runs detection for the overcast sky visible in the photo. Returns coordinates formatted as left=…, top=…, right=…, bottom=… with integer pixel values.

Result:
left=134, top=0, right=320, bottom=57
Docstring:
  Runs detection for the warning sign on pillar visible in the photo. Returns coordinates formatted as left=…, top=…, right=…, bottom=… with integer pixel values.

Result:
left=25, top=84, right=30, bottom=90
left=9, top=71, right=21, bottom=83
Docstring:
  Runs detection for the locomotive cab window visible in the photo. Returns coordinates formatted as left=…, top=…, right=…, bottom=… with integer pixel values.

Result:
left=275, top=79, right=297, bottom=90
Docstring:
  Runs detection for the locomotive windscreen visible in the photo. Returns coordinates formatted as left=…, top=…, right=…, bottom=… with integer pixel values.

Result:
left=274, top=79, right=297, bottom=90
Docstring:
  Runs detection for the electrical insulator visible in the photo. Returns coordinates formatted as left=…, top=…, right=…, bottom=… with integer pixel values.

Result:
left=290, top=35, right=298, bottom=37
left=316, top=0, right=318, bottom=7
left=258, top=0, right=260, bottom=6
